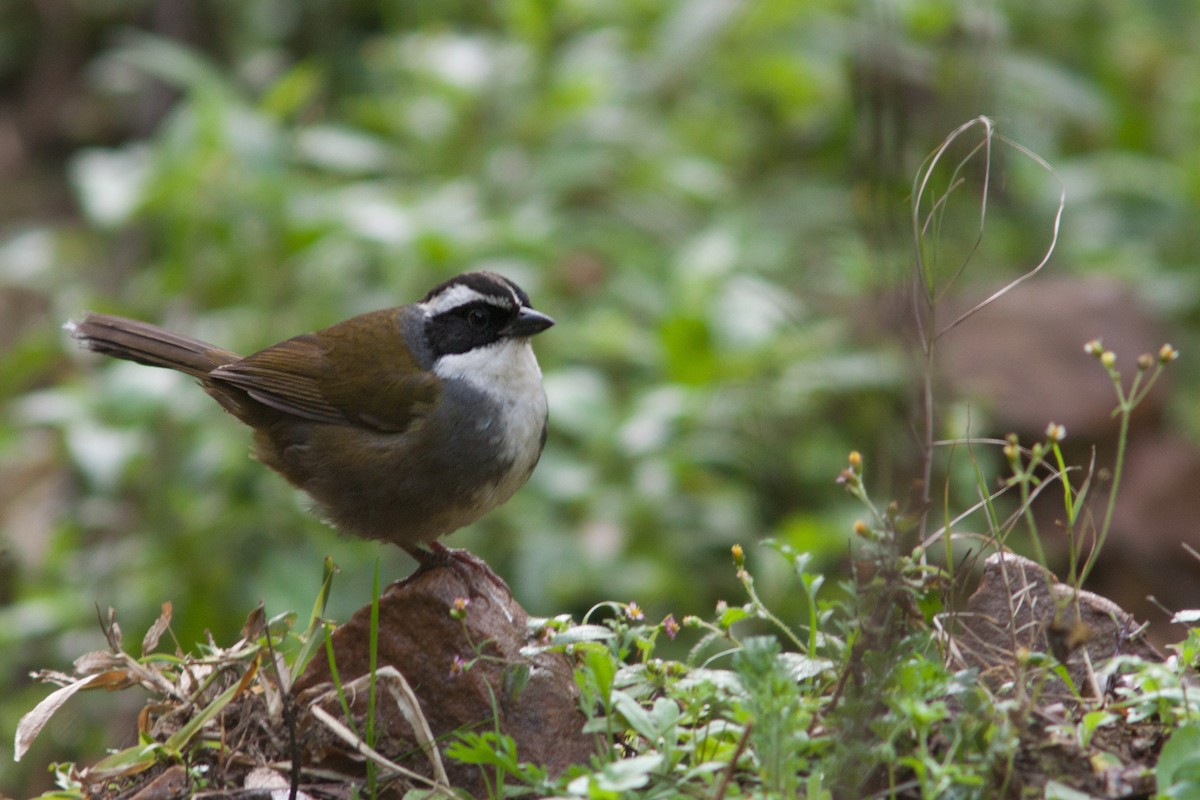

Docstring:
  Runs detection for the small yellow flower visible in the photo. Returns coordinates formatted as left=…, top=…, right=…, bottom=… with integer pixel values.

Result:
left=1100, top=351, right=1116, bottom=368
left=853, top=520, right=870, bottom=537
left=449, top=596, right=472, bottom=620
left=848, top=450, right=862, bottom=469
left=1159, top=343, right=1180, bottom=363
left=731, top=544, right=744, bottom=568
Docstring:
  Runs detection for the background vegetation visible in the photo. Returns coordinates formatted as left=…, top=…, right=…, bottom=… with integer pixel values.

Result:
left=4, top=1, right=1200, bottom=795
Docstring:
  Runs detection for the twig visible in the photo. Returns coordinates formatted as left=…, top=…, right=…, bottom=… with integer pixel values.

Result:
left=713, top=723, right=752, bottom=800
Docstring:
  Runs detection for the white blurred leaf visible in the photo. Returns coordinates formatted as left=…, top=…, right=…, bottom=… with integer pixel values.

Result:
left=618, top=387, right=688, bottom=455
left=334, top=184, right=415, bottom=245
left=0, top=229, right=56, bottom=283
left=714, top=275, right=797, bottom=346
left=542, top=368, right=614, bottom=437
left=69, top=146, right=151, bottom=226
left=294, top=125, right=391, bottom=174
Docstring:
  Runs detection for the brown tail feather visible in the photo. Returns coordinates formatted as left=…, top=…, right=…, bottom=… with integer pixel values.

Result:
left=67, top=312, right=241, bottom=378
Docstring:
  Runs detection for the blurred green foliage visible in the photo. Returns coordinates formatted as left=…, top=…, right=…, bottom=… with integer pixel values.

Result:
left=4, top=0, right=1200, bottom=794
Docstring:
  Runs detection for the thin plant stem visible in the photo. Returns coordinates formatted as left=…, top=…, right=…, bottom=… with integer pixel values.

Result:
left=366, top=560, right=381, bottom=798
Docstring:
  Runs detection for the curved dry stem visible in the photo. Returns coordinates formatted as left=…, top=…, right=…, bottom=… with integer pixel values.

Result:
left=910, top=116, right=994, bottom=348
left=933, top=133, right=1066, bottom=341
left=910, top=118, right=1065, bottom=543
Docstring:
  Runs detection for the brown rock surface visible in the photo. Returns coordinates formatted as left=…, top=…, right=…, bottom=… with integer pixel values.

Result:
left=294, top=558, right=594, bottom=797
left=949, top=552, right=1161, bottom=702
left=938, top=277, right=1168, bottom=437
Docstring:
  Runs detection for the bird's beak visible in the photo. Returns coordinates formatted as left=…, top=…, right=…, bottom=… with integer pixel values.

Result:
left=503, top=307, right=555, bottom=338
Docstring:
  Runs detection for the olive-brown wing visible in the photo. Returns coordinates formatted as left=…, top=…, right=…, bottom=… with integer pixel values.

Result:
left=210, top=309, right=440, bottom=432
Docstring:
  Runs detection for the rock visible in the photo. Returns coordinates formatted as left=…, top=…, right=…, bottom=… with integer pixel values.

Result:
left=938, top=277, right=1168, bottom=438
left=294, top=558, right=594, bottom=797
left=1094, top=432, right=1200, bottom=633
left=950, top=552, right=1161, bottom=703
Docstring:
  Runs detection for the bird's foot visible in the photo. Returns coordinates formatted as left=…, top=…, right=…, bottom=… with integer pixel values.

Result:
left=405, top=542, right=513, bottom=598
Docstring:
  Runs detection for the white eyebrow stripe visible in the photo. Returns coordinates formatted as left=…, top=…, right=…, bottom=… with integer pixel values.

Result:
left=419, top=283, right=515, bottom=316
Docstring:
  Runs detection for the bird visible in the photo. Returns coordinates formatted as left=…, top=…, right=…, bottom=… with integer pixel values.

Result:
left=66, top=271, right=554, bottom=573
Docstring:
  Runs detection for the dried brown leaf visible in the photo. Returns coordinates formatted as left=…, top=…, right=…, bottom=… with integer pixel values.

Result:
left=15, top=672, right=111, bottom=760
left=97, top=605, right=122, bottom=651
left=74, top=649, right=126, bottom=675
left=241, top=603, right=266, bottom=642
left=141, top=601, right=173, bottom=656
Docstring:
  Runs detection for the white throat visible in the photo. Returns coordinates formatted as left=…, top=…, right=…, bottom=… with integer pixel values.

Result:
left=434, top=337, right=547, bottom=464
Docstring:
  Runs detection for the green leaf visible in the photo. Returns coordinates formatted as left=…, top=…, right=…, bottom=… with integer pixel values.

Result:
left=1078, top=710, right=1117, bottom=748
left=719, top=605, right=750, bottom=629
left=778, top=652, right=835, bottom=682
left=289, top=557, right=338, bottom=683
left=572, top=753, right=664, bottom=793
left=1158, top=722, right=1200, bottom=797
left=86, top=741, right=161, bottom=780
left=445, top=731, right=519, bottom=770
left=648, top=696, right=681, bottom=732
left=550, top=624, right=617, bottom=645
left=503, top=662, right=532, bottom=700
left=578, top=644, right=618, bottom=705
left=660, top=315, right=717, bottom=384
left=677, top=668, right=744, bottom=694
left=260, top=61, right=323, bottom=119
left=161, top=677, right=245, bottom=757
left=611, top=690, right=656, bottom=741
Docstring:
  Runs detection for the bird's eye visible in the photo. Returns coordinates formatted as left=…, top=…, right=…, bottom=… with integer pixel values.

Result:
left=467, top=308, right=490, bottom=329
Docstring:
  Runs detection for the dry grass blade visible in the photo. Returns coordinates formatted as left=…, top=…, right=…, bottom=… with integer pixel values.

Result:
left=911, top=116, right=1067, bottom=342
left=378, top=666, right=449, bottom=785
left=310, top=666, right=450, bottom=786
left=308, top=705, right=457, bottom=798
